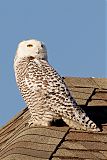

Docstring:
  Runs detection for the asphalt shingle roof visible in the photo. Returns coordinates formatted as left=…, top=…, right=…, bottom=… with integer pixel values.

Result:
left=0, top=77, right=107, bottom=160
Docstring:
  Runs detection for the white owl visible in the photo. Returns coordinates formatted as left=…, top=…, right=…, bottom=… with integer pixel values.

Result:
left=14, top=39, right=100, bottom=132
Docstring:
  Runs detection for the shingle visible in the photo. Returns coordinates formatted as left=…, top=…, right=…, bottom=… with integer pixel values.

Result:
left=94, top=134, right=107, bottom=143
left=92, top=93, right=107, bottom=100
left=0, top=107, right=29, bottom=132
left=0, top=142, right=56, bottom=159
left=92, top=78, right=107, bottom=89
left=7, top=134, right=61, bottom=145
left=0, top=109, right=30, bottom=137
left=16, top=126, right=67, bottom=139
left=92, top=151, right=107, bottom=159
left=52, top=158, right=83, bottom=160
left=64, top=77, right=74, bottom=87
left=47, top=126, right=68, bottom=132
left=100, top=151, right=107, bottom=159
left=65, top=131, right=103, bottom=142
left=6, top=141, right=56, bottom=152
left=96, top=89, right=107, bottom=93
left=0, top=118, right=30, bottom=150
left=64, top=77, right=99, bottom=88
left=1, top=147, right=51, bottom=159
left=60, top=141, right=86, bottom=150
left=70, top=91, right=90, bottom=105
left=68, top=87, right=95, bottom=106
left=88, top=100, right=107, bottom=106
left=70, top=91, right=91, bottom=100
left=53, top=148, right=100, bottom=159
left=52, top=158, right=61, bottom=160
left=80, top=141, right=107, bottom=151
left=0, top=126, right=67, bottom=160
left=75, top=99, right=87, bottom=105
left=0, top=154, right=48, bottom=160
left=1, top=127, right=66, bottom=153
left=70, top=87, right=94, bottom=94
left=0, top=130, right=15, bottom=149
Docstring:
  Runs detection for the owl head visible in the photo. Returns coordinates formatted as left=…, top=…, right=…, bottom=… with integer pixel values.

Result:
left=15, top=39, right=48, bottom=61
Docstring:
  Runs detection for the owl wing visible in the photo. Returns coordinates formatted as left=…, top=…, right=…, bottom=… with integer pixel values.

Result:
left=25, top=60, right=78, bottom=116
left=24, top=60, right=100, bottom=131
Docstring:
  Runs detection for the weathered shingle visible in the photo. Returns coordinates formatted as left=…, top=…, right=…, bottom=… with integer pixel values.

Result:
left=64, top=77, right=99, bottom=88
left=92, top=78, right=107, bottom=89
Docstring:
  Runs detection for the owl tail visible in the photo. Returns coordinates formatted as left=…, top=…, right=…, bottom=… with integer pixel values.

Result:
left=62, top=108, right=101, bottom=132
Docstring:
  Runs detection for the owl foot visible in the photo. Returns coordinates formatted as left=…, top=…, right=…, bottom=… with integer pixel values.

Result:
left=27, top=118, right=52, bottom=127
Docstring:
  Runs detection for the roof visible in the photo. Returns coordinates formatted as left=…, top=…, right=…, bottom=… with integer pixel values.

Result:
left=0, top=77, right=107, bottom=160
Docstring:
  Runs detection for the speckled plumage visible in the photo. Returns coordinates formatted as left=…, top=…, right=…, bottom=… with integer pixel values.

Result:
left=14, top=39, right=100, bottom=132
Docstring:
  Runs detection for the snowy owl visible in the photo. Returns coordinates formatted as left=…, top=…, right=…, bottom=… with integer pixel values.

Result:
left=14, top=39, right=100, bottom=132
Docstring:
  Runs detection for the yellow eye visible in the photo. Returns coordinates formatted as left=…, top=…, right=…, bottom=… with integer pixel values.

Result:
left=27, top=44, right=33, bottom=47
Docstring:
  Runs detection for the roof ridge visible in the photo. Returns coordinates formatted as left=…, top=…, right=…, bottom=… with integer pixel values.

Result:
left=0, top=107, right=28, bottom=134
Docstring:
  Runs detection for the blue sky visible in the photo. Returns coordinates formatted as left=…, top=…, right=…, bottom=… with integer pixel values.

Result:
left=0, top=0, right=106, bottom=127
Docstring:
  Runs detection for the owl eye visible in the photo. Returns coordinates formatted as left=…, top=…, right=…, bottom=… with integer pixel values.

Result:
left=27, top=44, right=33, bottom=47
left=41, top=44, right=44, bottom=48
